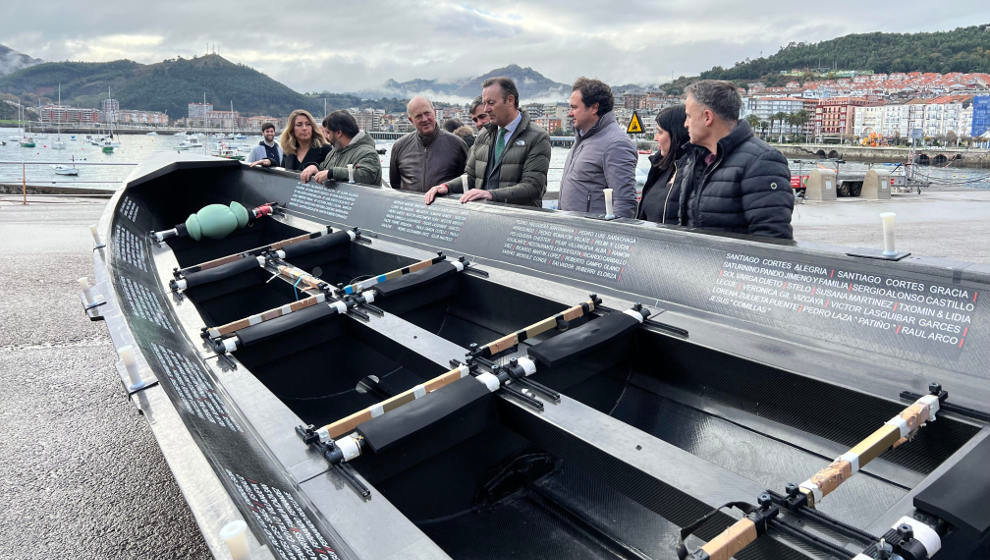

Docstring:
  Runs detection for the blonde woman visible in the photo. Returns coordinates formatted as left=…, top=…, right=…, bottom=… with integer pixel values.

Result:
left=279, top=109, right=331, bottom=171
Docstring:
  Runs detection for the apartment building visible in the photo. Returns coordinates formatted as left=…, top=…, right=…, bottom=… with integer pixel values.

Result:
left=813, top=97, right=873, bottom=140
left=39, top=105, right=101, bottom=124
left=117, top=110, right=169, bottom=126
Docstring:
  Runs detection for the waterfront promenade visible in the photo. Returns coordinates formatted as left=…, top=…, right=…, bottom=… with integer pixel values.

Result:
left=1, top=188, right=988, bottom=559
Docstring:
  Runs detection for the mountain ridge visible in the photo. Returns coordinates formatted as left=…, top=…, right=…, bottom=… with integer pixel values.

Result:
left=0, top=44, right=43, bottom=76
left=3, top=24, right=989, bottom=115
left=0, top=54, right=405, bottom=117
left=698, top=24, right=990, bottom=85
left=359, top=64, right=570, bottom=102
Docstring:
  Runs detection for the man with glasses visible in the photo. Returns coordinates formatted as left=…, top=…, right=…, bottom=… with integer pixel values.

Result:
left=424, top=77, right=549, bottom=208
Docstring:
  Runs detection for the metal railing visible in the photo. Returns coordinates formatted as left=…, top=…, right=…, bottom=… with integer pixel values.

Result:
left=0, top=160, right=138, bottom=203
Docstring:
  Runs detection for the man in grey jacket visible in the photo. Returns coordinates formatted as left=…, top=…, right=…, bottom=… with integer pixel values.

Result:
left=389, top=96, right=467, bottom=192
left=558, top=78, right=638, bottom=217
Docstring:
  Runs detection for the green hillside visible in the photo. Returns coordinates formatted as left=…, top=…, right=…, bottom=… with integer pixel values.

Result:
left=701, top=24, right=990, bottom=82
left=0, top=54, right=401, bottom=118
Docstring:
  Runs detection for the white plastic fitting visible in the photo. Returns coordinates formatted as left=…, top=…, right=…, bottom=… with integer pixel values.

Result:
left=337, top=434, right=363, bottom=462
left=219, top=519, right=250, bottom=560
left=516, top=357, right=537, bottom=376
left=88, top=224, right=101, bottom=246
left=119, top=345, right=147, bottom=389
left=78, top=277, right=92, bottom=304
left=880, top=212, right=897, bottom=256
left=603, top=188, right=614, bottom=218
left=892, top=516, right=941, bottom=558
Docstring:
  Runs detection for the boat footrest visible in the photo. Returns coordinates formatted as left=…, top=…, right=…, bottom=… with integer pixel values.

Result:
left=230, top=300, right=346, bottom=349
left=357, top=376, right=495, bottom=454
left=172, top=255, right=261, bottom=291
left=279, top=230, right=353, bottom=259
left=529, top=309, right=647, bottom=368
left=371, top=261, right=461, bottom=299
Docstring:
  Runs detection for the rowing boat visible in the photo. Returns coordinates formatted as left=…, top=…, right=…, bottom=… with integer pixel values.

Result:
left=83, top=153, right=990, bottom=559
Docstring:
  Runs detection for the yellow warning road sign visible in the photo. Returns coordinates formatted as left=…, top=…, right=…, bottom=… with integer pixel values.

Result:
left=626, top=111, right=643, bottom=134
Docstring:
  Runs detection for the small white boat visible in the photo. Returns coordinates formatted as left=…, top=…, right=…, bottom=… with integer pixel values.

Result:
left=52, top=164, right=79, bottom=176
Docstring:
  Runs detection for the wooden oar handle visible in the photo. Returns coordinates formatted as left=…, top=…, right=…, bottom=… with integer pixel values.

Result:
left=209, top=295, right=322, bottom=337
left=481, top=297, right=598, bottom=357
left=696, top=517, right=758, bottom=560
left=278, top=265, right=323, bottom=291
left=323, top=365, right=469, bottom=439
left=342, top=254, right=445, bottom=295
left=183, top=231, right=315, bottom=274
left=269, top=231, right=316, bottom=251
left=800, top=393, right=940, bottom=506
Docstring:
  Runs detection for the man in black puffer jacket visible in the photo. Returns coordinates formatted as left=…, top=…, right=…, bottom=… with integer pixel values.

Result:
left=679, top=80, right=793, bottom=239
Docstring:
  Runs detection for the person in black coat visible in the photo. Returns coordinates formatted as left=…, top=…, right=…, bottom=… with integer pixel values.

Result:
left=637, top=104, right=688, bottom=225
left=279, top=109, right=332, bottom=171
left=680, top=80, right=793, bottom=239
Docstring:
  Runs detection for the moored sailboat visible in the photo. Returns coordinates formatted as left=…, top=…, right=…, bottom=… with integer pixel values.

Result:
left=52, top=83, right=66, bottom=150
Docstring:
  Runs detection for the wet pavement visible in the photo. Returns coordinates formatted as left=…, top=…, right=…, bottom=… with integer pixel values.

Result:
left=0, top=196, right=210, bottom=560
left=0, top=188, right=986, bottom=560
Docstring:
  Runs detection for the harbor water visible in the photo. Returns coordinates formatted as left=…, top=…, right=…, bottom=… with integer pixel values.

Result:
left=3, top=127, right=989, bottom=195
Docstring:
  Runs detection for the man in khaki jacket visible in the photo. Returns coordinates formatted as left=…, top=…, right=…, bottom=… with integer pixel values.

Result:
left=300, top=111, right=382, bottom=186
left=424, top=77, right=550, bottom=208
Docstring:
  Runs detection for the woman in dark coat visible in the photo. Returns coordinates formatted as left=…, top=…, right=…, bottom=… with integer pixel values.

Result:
left=637, top=104, right=689, bottom=224
left=279, top=109, right=331, bottom=171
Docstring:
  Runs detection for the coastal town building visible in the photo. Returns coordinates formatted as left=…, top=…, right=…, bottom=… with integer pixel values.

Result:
left=186, top=102, right=213, bottom=127
left=532, top=116, right=563, bottom=135
left=100, top=98, right=120, bottom=124
left=245, top=115, right=282, bottom=130
left=206, top=109, right=239, bottom=129
left=813, top=97, right=874, bottom=141
left=39, top=105, right=101, bottom=124
left=101, top=98, right=119, bottom=116
left=740, top=96, right=817, bottom=137
left=116, top=109, right=169, bottom=126
left=349, top=108, right=385, bottom=132
left=973, top=96, right=990, bottom=138
left=852, top=105, right=887, bottom=138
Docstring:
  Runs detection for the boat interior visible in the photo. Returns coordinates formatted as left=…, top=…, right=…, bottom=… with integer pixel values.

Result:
left=143, top=185, right=979, bottom=560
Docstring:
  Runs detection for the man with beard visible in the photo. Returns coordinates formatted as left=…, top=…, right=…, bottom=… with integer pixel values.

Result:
left=299, top=111, right=382, bottom=186
left=247, top=122, right=283, bottom=167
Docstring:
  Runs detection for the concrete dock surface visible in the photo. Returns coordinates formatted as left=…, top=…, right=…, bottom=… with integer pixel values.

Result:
left=792, top=188, right=990, bottom=264
left=0, top=188, right=987, bottom=559
left=0, top=197, right=210, bottom=559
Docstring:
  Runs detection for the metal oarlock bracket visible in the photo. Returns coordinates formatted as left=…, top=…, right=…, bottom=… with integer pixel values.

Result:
left=504, top=358, right=559, bottom=403
left=295, top=424, right=371, bottom=498
left=499, top=383, right=544, bottom=410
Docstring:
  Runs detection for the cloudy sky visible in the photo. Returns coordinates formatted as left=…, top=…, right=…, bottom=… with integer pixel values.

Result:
left=3, top=1, right=987, bottom=93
